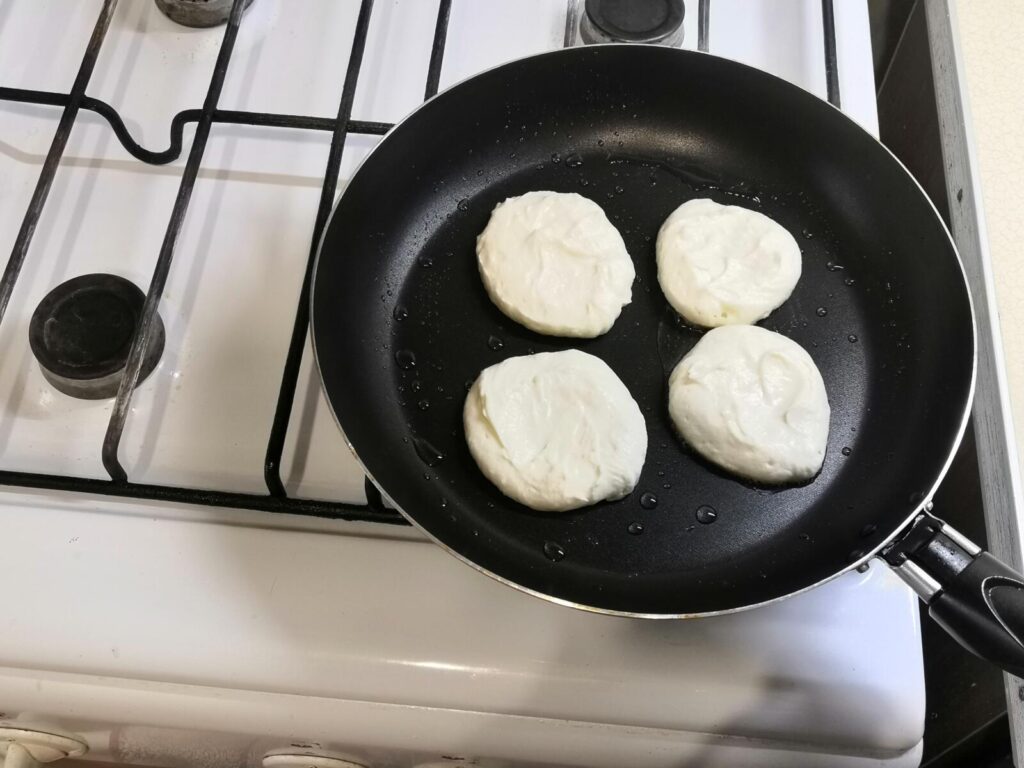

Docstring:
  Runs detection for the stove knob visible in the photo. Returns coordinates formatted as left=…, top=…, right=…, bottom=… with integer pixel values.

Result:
left=0, top=722, right=87, bottom=768
left=581, top=0, right=685, bottom=46
left=262, top=751, right=367, bottom=768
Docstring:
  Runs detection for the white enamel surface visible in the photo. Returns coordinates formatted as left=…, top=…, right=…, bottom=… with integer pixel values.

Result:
left=0, top=0, right=920, bottom=765
left=0, top=672, right=924, bottom=768
left=0, top=492, right=924, bottom=766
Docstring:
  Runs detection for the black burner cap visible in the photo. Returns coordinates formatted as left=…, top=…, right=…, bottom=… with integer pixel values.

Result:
left=584, top=0, right=685, bottom=43
left=29, top=274, right=165, bottom=400
left=154, top=0, right=256, bottom=28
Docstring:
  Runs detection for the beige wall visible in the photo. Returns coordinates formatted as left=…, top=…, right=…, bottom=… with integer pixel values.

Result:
left=955, top=0, right=1024, bottom=468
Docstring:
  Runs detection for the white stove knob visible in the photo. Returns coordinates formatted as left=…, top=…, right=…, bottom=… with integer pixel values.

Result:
left=0, top=722, right=87, bottom=768
left=262, top=752, right=367, bottom=768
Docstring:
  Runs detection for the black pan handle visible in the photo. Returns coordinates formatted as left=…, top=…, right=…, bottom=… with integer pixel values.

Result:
left=881, top=511, right=1024, bottom=677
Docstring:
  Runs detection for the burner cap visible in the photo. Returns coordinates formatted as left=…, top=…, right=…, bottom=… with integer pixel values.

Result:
left=582, top=0, right=685, bottom=45
left=154, top=0, right=256, bottom=28
left=29, top=274, right=165, bottom=400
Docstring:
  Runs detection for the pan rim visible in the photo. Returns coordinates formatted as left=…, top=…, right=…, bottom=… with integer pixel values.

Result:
left=310, top=43, right=978, bottom=619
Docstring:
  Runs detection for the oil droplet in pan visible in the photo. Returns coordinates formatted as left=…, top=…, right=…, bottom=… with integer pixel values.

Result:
left=695, top=505, right=718, bottom=524
left=543, top=541, right=566, bottom=562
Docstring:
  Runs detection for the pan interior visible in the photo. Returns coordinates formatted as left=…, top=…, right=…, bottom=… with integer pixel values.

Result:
left=312, top=46, right=974, bottom=615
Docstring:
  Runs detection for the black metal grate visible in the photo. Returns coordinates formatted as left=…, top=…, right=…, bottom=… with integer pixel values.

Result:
left=0, top=0, right=840, bottom=522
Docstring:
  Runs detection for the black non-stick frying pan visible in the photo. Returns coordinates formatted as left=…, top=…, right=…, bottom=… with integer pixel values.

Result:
left=312, top=45, right=1024, bottom=674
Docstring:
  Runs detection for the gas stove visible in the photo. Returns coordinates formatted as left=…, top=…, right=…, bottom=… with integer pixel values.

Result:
left=0, top=1, right=939, bottom=766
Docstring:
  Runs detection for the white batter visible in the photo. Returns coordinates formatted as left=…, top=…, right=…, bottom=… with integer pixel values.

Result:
left=464, top=350, right=647, bottom=511
left=476, top=191, right=635, bottom=337
left=668, top=325, right=830, bottom=483
left=656, top=198, right=801, bottom=327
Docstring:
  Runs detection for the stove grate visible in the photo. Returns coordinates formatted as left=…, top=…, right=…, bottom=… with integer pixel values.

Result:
left=0, top=0, right=839, bottom=522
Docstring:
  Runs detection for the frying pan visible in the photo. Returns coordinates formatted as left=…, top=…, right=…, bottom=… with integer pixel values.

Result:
left=312, top=45, right=1024, bottom=674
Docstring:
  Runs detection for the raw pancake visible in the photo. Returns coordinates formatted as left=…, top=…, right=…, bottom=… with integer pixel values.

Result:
left=464, top=350, right=647, bottom=511
left=668, top=325, right=830, bottom=483
left=657, top=198, right=801, bottom=327
left=476, top=191, right=634, bottom=337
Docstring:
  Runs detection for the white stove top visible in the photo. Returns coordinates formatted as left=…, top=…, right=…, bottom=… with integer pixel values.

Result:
left=0, top=0, right=882, bottom=502
left=0, top=2, right=927, bottom=767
